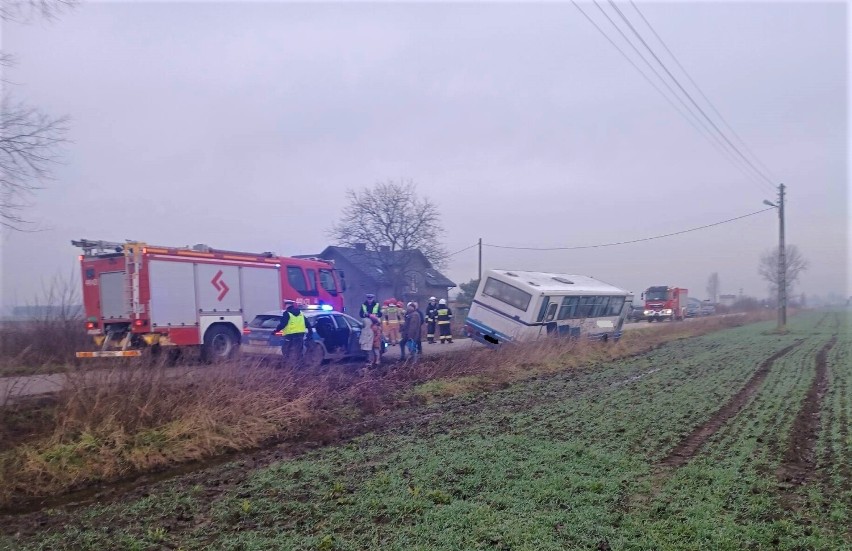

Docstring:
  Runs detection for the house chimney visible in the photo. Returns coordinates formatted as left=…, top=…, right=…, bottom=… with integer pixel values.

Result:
left=354, top=243, right=367, bottom=251
left=379, top=245, right=390, bottom=252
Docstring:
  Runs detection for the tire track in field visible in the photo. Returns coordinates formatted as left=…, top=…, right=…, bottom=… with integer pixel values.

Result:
left=659, top=340, right=803, bottom=468
left=777, top=336, right=837, bottom=490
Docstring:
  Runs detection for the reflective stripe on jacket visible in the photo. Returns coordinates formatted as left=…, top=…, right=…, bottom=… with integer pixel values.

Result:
left=426, top=304, right=438, bottom=323
left=437, top=307, right=452, bottom=324
left=384, top=305, right=402, bottom=325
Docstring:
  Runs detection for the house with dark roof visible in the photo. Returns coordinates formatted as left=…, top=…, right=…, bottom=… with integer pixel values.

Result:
left=297, top=245, right=456, bottom=315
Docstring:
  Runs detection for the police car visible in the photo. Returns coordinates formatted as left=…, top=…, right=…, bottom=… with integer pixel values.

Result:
left=241, top=305, right=383, bottom=366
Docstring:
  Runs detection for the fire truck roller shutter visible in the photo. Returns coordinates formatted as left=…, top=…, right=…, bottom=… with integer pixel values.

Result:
left=149, top=260, right=197, bottom=328
left=100, top=271, right=130, bottom=320
left=240, top=266, right=281, bottom=323
left=195, top=264, right=241, bottom=314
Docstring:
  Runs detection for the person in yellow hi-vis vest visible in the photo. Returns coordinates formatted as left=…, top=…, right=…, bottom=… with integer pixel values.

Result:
left=383, top=299, right=403, bottom=345
left=277, top=299, right=309, bottom=365
left=436, top=298, right=453, bottom=344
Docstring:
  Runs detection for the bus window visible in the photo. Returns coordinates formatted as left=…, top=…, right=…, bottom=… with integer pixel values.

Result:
left=305, top=269, right=317, bottom=292
left=593, top=296, right=611, bottom=317
left=607, top=296, right=625, bottom=316
left=558, top=296, right=579, bottom=320
left=483, top=277, right=532, bottom=311
left=536, top=297, right=552, bottom=322
left=319, top=269, right=338, bottom=295
left=576, top=296, right=597, bottom=318
left=287, top=266, right=309, bottom=294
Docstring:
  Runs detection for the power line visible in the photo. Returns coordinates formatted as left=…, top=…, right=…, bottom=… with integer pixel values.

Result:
left=483, top=207, right=774, bottom=251
left=447, top=242, right=479, bottom=257
left=572, top=0, right=775, bottom=193
left=628, top=0, right=780, bottom=184
left=606, top=0, right=777, bottom=192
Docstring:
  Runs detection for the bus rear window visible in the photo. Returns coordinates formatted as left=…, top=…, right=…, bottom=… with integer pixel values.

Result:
left=483, top=277, right=532, bottom=311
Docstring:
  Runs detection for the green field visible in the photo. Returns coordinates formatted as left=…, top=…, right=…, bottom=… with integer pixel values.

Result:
left=2, top=311, right=849, bottom=550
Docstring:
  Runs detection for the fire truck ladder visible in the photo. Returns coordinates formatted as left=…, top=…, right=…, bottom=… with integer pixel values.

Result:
left=118, top=242, right=146, bottom=350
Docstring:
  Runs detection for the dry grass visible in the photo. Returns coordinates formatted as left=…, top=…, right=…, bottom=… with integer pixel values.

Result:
left=0, top=359, right=335, bottom=506
left=0, top=312, right=770, bottom=508
left=0, top=272, right=88, bottom=375
left=0, top=320, right=88, bottom=375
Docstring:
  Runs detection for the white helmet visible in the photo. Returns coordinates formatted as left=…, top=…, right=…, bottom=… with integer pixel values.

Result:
left=439, top=298, right=447, bottom=305
left=429, top=296, right=437, bottom=302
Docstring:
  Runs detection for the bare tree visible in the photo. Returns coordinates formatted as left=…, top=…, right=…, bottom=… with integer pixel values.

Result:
left=1, top=0, right=75, bottom=22
left=1, top=97, right=68, bottom=229
left=705, top=272, right=719, bottom=303
left=1, top=0, right=73, bottom=230
left=758, top=245, right=808, bottom=297
left=330, top=180, right=447, bottom=299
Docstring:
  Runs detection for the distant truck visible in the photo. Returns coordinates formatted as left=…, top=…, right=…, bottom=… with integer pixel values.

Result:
left=73, top=239, right=346, bottom=361
left=642, top=286, right=688, bottom=322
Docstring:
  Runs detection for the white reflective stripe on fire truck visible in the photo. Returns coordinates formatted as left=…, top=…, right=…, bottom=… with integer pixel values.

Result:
left=75, top=351, right=143, bottom=358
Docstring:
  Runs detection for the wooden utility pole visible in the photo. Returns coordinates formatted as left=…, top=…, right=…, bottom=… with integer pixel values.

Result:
left=478, top=237, right=482, bottom=281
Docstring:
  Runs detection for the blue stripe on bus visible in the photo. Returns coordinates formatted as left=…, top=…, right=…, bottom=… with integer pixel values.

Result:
left=465, top=317, right=513, bottom=344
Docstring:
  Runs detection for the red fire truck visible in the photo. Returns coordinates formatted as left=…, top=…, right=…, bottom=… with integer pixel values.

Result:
left=73, top=239, right=346, bottom=361
left=642, top=286, right=688, bottom=322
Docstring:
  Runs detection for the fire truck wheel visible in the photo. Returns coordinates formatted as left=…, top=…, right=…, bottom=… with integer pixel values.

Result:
left=201, top=325, right=239, bottom=363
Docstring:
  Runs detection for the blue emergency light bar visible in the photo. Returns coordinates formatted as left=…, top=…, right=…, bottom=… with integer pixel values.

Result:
left=304, top=304, right=334, bottom=311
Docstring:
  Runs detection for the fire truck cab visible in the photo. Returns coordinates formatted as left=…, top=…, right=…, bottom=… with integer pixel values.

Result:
left=73, top=239, right=345, bottom=361
left=642, top=286, right=688, bottom=322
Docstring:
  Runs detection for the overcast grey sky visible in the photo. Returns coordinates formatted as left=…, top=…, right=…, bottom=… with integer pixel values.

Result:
left=0, top=1, right=847, bottom=308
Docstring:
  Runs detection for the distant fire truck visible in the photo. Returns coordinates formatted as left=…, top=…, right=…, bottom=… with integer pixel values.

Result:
left=642, top=286, right=688, bottom=322
left=73, top=239, right=346, bottom=361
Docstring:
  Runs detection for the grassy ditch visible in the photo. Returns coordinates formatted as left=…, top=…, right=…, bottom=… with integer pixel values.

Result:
left=0, top=314, right=767, bottom=510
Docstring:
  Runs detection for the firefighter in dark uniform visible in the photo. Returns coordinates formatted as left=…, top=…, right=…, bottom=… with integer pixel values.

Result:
left=425, top=296, right=439, bottom=344
left=436, top=298, right=453, bottom=344
left=360, top=293, right=382, bottom=319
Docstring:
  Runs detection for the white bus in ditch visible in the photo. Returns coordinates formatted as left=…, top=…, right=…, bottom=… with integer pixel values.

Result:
left=464, top=270, right=633, bottom=347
